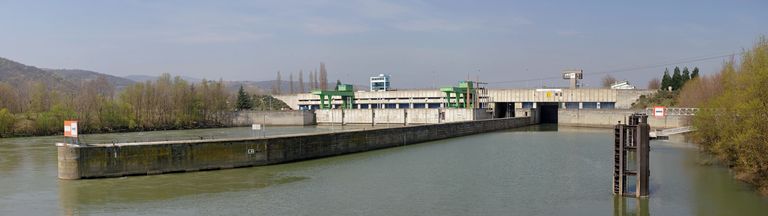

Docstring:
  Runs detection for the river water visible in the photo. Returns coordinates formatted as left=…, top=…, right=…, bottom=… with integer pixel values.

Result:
left=1, top=125, right=766, bottom=215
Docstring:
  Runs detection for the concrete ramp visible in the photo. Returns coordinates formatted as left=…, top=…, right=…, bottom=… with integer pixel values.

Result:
left=650, top=126, right=694, bottom=139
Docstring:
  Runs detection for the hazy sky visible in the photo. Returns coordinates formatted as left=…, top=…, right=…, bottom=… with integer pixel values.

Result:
left=1, top=0, right=765, bottom=88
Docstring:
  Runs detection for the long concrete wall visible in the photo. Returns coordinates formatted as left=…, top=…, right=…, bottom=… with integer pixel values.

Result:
left=275, top=89, right=656, bottom=110
left=57, top=117, right=534, bottom=179
left=315, top=108, right=493, bottom=125
left=231, top=110, right=315, bottom=126
left=558, top=109, right=690, bottom=129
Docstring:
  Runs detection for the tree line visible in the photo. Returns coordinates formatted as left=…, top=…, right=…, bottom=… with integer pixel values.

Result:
left=661, top=66, right=699, bottom=91
left=630, top=66, right=700, bottom=108
left=0, top=74, right=233, bottom=137
left=272, top=62, right=329, bottom=94
left=689, top=37, right=768, bottom=195
left=236, top=85, right=289, bottom=111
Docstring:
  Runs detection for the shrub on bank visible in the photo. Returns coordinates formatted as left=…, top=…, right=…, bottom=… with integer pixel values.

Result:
left=0, top=108, right=14, bottom=137
left=692, top=37, right=768, bottom=194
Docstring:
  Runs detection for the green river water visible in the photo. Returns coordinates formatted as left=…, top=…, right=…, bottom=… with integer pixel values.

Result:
left=0, top=124, right=766, bottom=215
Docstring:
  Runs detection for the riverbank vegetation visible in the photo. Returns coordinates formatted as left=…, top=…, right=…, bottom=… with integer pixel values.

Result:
left=632, top=65, right=701, bottom=108
left=0, top=74, right=236, bottom=137
left=631, top=67, right=697, bottom=108
left=690, top=37, right=768, bottom=194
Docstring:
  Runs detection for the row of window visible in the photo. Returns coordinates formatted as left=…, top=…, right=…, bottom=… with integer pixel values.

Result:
left=299, top=103, right=444, bottom=110
left=520, top=102, right=615, bottom=109
left=299, top=102, right=615, bottom=110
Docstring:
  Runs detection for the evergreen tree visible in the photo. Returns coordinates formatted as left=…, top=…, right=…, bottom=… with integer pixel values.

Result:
left=691, top=67, right=700, bottom=79
left=236, top=85, right=252, bottom=110
left=661, top=68, right=672, bottom=90
left=672, top=66, right=682, bottom=90
left=335, top=79, right=341, bottom=90
left=682, top=67, right=691, bottom=84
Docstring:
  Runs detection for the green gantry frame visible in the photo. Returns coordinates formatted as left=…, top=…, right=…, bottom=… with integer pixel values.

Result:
left=312, top=84, right=355, bottom=109
left=440, top=81, right=476, bottom=108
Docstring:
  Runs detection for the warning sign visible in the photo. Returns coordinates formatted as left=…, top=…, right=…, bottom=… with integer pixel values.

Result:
left=653, top=106, right=665, bottom=117
left=64, top=120, right=78, bottom=137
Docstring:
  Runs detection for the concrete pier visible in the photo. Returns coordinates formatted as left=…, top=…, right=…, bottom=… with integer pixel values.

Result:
left=57, top=116, right=535, bottom=179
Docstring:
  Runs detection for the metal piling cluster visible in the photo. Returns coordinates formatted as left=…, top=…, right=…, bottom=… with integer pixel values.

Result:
left=613, top=113, right=650, bottom=197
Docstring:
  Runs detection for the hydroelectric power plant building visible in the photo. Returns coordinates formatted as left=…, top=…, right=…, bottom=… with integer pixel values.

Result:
left=305, top=88, right=646, bottom=108
left=274, top=73, right=654, bottom=125
left=277, top=88, right=654, bottom=117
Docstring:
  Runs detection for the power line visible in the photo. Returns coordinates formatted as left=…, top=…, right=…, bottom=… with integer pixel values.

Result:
left=487, top=51, right=743, bottom=85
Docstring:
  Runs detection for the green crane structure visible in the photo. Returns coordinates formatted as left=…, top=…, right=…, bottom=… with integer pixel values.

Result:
left=440, top=81, right=479, bottom=108
left=312, top=83, right=355, bottom=109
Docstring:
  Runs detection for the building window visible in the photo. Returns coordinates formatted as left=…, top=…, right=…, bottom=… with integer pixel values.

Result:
left=582, top=102, right=598, bottom=109
left=601, top=102, right=616, bottom=109
left=522, top=102, right=533, bottom=109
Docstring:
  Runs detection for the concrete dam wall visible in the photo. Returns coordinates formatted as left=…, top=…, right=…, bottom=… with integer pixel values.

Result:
left=558, top=109, right=690, bottom=129
left=57, top=116, right=534, bottom=179
left=231, top=110, right=315, bottom=126
left=315, top=108, right=494, bottom=125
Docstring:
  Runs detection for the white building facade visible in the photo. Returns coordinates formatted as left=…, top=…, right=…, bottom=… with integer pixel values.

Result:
left=370, top=74, right=391, bottom=91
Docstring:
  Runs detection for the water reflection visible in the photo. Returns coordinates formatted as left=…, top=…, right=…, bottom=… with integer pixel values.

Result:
left=2, top=125, right=768, bottom=215
left=0, top=143, right=22, bottom=173
left=509, top=123, right=559, bottom=132
left=57, top=167, right=309, bottom=215
left=613, top=196, right=649, bottom=216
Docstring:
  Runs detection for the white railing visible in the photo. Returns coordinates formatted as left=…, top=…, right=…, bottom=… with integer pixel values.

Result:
left=644, top=107, right=699, bottom=116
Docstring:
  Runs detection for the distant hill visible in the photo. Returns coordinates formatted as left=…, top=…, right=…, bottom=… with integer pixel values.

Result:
left=0, top=57, right=76, bottom=91
left=124, top=74, right=362, bottom=95
left=124, top=74, right=202, bottom=83
left=231, top=80, right=366, bottom=95
left=0, top=57, right=364, bottom=96
left=45, top=69, right=135, bottom=90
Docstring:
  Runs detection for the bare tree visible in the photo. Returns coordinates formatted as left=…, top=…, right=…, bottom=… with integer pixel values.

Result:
left=0, top=83, right=20, bottom=113
left=319, top=63, right=328, bottom=90
left=289, top=73, right=294, bottom=94
left=647, top=78, right=661, bottom=90
left=314, top=68, right=320, bottom=89
left=277, top=71, right=282, bottom=94
left=678, top=72, right=724, bottom=107
left=602, top=75, right=617, bottom=88
left=309, top=70, right=317, bottom=90
left=273, top=71, right=282, bottom=94
left=298, top=70, right=305, bottom=93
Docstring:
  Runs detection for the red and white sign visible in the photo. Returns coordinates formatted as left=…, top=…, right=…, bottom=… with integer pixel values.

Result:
left=64, top=120, right=78, bottom=137
left=653, top=106, right=665, bottom=117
